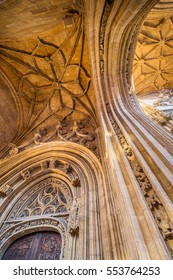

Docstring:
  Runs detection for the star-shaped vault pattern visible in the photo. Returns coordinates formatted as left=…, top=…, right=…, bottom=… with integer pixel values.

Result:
left=0, top=12, right=96, bottom=147
left=133, top=17, right=173, bottom=96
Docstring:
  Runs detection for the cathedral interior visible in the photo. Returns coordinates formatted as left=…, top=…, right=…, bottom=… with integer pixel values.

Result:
left=0, top=0, right=173, bottom=260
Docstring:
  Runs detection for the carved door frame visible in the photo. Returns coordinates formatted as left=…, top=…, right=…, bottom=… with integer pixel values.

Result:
left=2, top=231, right=62, bottom=260
left=0, top=142, right=108, bottom=259
left=0, top=217, right=66, bottom=259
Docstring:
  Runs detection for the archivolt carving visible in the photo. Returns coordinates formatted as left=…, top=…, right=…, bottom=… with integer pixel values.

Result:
left=0, top=142, right=105, bottom=259
left=97, top=1, right=173, bottom=256
left=5, top=119, right=99, bottom=160
left=68, top=197, right=80, bottom=236
left=0, top=157, right=81, bottom=204
left=0, top=176, right=78, bottom=259
left=0, top=184, right=12, bottom=197
left=106, top=102, right=173, bottom=253
left=99, top=0, right=114, bottom=74
left=134, top=164, right=173, bottom=240
left=20, top=170, right=30, bottom=181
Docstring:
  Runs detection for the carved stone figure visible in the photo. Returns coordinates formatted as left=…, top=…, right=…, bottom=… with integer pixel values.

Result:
left=154, top=208, right=173, bottom=239
left=68, top=198, right=80, bottom=236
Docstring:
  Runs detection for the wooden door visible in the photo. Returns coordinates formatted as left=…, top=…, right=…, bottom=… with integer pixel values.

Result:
left=2, top=231, right=62, bottom=260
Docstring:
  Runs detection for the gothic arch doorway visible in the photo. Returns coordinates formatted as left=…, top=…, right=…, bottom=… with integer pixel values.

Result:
left=2, top=231, right=62, bottom=260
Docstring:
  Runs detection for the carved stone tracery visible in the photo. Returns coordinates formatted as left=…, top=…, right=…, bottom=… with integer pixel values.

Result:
left=18, top=181, right=71, bottom=218
left=0, top=174, right=82, bottom=258
left=6, top=177, right=73, bottom=220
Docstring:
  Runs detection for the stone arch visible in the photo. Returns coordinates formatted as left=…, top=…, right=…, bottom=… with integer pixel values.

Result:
left=0, top=218, right=66, bottom=260
left=85, top=0, right=173, bottom=259
left=0, top=141, right=109, bottom=259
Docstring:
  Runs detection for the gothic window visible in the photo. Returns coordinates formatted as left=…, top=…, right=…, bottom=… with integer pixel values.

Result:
left=8, top=178, right=73, bottom=220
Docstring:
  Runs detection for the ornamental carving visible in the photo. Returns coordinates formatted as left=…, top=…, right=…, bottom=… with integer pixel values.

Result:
left=39, top=159, right=81, bottom=185
left=11, top=178, right=73, bottom=219
left=68, top=197, right=80, bottom=236
left=106, top=102, right=173, bottom=252
left=99, top=4, right=173, bottom=251
left=99, top=0, right=114, bottom=74
left=134, top=164, right=173, bottom=239
left=7, top=119, right=99, bottom=159
left=0, top=173, right=82, bottom=258
left=0, top=184, right=12, bottom=196
left=21, top=170, right=30, bottom=181
left=18, top=184, right=69, bottom=218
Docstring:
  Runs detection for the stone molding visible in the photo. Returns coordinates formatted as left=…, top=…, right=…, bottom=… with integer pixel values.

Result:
left=0, top=142, right=107, bottom=259
left=0, top=217, right=67, bottom=259
left=85, top=0, right=173, bottom=259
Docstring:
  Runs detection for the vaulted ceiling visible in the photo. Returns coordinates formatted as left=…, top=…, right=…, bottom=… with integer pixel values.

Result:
left=0, top=0, right=96, bottom=155
left=133, top=0, right=173, bottom=96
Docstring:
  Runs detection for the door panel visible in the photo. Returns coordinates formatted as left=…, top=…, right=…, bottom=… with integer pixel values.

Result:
left=2, top=231, right=62, bottom=260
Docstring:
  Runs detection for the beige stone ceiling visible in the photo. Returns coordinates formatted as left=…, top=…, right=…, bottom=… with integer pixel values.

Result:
left=0, top=0, right=96, bottom=152
left=133, top=1, right=173, bottom=96
left=0, top=0, right=73, bottom=39
left=153, top=0, right=173, bottom=11
left=0, top=74, right=18, bottom=148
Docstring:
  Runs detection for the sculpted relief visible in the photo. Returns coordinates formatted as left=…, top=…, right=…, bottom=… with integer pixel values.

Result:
left=0, top=172, right=81, bottom=259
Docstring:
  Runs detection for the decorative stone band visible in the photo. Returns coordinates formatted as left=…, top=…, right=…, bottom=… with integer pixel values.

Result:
left=68, top=197, right=80, bottom=236
left=106, top=102, right=173, bottom=256
left=99, top=0, right=114, bottom=74
left=0, top=217, right=67, bottom=259
left=98, top=0, right=173, bottom=257
left=0, top=159, right=81, bottom=202
left=0, top=184, right=13, bottom=196
left=4, top=120, right=99, bottom=160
